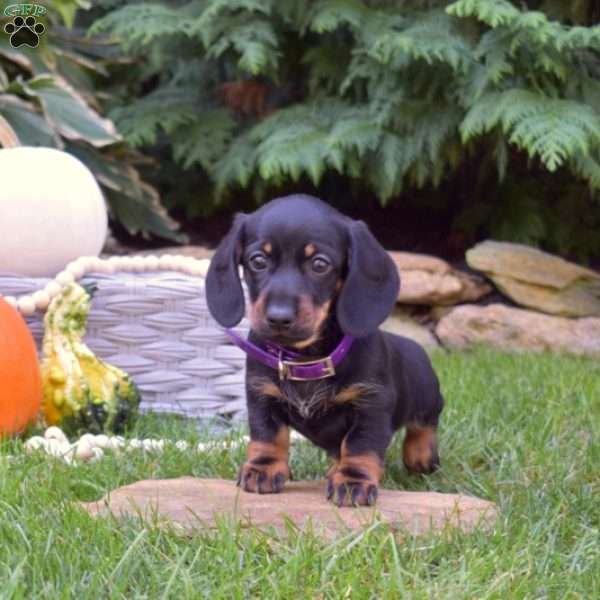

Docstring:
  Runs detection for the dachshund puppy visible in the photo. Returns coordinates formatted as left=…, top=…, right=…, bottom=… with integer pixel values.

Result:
left=206, top=194, right=444, bottom=506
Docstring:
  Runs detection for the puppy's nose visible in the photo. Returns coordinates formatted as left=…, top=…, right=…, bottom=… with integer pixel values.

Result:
left=266, top=304, right=295, bottom=329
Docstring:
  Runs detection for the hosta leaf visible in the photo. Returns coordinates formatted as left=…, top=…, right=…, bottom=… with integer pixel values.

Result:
left=0, top=34, right=48, bottom=72
left=106, top=188, right=186, bottom=242
left=49, top=25, right=123, bottom=62
left=0, top=114, right=18, bottom=148
left=21, top=75, right=120, bottom=147
left=0, top=93, right=60, bottom=147
left=67, top=143, right=185, bottom=242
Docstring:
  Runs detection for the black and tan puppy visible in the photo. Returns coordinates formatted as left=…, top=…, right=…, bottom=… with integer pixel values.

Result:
left=206, top=194, right=444, bottom=506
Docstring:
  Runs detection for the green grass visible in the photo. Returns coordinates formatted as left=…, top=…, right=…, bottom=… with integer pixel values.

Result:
left=1, top=349, right=599, bottom=599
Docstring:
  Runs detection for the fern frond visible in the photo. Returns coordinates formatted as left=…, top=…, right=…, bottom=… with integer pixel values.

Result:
left=571, top=153, right=600, bottom=190
left=363, top=100, right=462, bottom=200
left=340, top=53, right=389, bottom=97
left=365, top=132, right=408, bottom=200
left=387, top=101, right=462, bottom=163
left=447, top=0, right=520, bottom=28
left=250, top=101, right=347, bottom=184
left=195, top=14, right=280, bottom=75
left=368, top=10, right=474, bottom=72
left=326, top=109, right=381, bottom=158
left=232, top=22, right=280, bottom=76
left=108, top=87, right=198, bottom=146
left=302, top=43, right=350, bottom=94
left=464, top=29, right=514, bottom=99
left=215, top=99, right=381, bottom=191
left=308, top=0, right=370, bottom=33
left=449, top=0, right=600, bottom=54
left=459, top=91, right=507, bottom=139
left=214, top=132, right=258, bottom=197
left=194, top=0, right=272, bottom=31
left=171, top=109, right=236, bottom=170
left=462, top=90, right=600, bottom=171
left=274, top=0, right=310, bottom=29
left=308, top=0, right=399, bottom=45
left=257, top=123, right=329, bottom=184
left=89, top=4, right=192, bottom=47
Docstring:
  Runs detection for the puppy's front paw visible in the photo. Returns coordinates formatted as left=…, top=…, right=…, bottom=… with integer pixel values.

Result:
left=326, top=469, right=379, bottom=507
left=237, top=459, right=290, bottom=494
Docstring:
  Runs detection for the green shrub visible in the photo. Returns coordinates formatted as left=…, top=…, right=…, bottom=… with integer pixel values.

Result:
left=88, top=1, right=600, bottom=259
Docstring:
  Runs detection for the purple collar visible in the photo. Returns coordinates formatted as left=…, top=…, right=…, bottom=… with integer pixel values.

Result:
left=225, top=329, right=354, bottom=381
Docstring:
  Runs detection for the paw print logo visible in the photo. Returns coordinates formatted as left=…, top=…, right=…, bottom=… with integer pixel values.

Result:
left=4, top=16, right=45, bottom=48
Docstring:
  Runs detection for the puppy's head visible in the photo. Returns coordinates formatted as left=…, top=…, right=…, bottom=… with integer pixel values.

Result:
left=206, top=194, right=399, bottom=344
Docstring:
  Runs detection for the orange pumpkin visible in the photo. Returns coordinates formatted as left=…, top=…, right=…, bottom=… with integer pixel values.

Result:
left=0, top=297, right=42, bottom=435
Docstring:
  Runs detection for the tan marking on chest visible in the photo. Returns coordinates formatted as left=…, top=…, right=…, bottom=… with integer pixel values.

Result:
left=334, top=384, right=363, bottom=404
left=334, top=382, right=384, bottom=406
left=255, top=378, right=284, bottom=400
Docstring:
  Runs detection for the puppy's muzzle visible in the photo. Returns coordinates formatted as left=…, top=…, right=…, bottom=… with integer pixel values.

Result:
left=265, top=303, right=295, bottom=332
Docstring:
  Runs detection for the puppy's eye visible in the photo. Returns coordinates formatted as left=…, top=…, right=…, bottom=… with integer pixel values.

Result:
left=311, top=256, right=330, bottom=274
left=248, top=253, right=268, bottom=271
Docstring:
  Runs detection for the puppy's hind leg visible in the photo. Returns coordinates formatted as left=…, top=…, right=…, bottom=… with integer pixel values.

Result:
left=402, top=424, right=440, bottom=474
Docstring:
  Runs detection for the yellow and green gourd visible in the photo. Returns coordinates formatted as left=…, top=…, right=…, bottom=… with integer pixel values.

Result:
left=41, top=283, right=140, bottom=435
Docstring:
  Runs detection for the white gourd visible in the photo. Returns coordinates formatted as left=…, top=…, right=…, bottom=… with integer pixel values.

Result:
left=0, top=147, right=108, bottom=277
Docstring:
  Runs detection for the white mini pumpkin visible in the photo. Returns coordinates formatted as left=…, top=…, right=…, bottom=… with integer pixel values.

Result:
left=0, top=147, right=108, bottom=277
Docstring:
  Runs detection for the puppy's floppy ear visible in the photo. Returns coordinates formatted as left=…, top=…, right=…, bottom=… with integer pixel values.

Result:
left=206, top=213, right=247, bottom=327
left=336, top=220, right=400, bottom=338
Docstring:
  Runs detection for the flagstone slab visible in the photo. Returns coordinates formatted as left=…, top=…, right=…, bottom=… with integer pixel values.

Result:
left=466, top=240, right=600, bottom=317
left=82, top=478, right=497, bottom=538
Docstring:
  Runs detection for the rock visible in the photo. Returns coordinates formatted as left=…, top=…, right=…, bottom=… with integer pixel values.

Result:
left=389, top=252, right=450, bottom=274
left=466, top=241, right=600, bottom=317
left=428, top=305, right=455, bottom=322
left=389, top=252, right=491, bottom=306
left=81, top=478, right=497, bottom=538
left=436, top=303, right=600, bottom=357
left=380, top=307, right=439, bottom=350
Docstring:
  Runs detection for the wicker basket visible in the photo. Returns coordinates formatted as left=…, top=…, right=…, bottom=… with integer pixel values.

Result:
left=0, top=271, right=250, bottom=419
